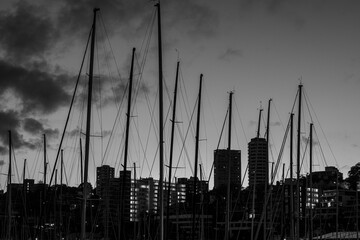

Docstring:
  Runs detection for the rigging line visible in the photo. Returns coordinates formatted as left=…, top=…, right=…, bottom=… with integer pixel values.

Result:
left=95, top=22, right=105, bottom=160
left=173, top=97, right=198, bottom=177
left=313, top=127, right=329, bottom=167
left=299, top=134, right=310, bottom=175
left=132, top=9, right=155, bottom=109
left=48, top=25, right=92, bottom=187
left=136, top=9, right=156, bottom=71
left=206, top=108, right=229, bottom=183
left=234, top=99, right=248, bottom=143
left=303, top=89, right=339, bottom=167
left=272, top=100, right=286, bottom=132
left=99, top=12, right=123, bottom=82
left=11, top=147, right=20, bottom=183
left=271, top=116, right=291, bottom=185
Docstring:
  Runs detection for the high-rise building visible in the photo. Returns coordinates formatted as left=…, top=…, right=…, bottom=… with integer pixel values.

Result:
left=213, top=149, right=241, bottom=189
left=96, top=165, right=114, bottom=196
left=248, top=137, right=268, bottom=188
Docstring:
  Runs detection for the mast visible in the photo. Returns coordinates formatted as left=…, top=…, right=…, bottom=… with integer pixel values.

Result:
left=290, top=113, right=295, bottom=239
left=264, top=99, right=271, bottom=240
left=192, top=74, right=203, bottom=240
left=120, top=47, right=136, bottom=239
left=281, top=163, right=285, bottom=239
left=7, top=130, right=12, bottom=239
left=257, top=108, right=263, bottom=138
left=156, top=2, right=165, bottom=240
left=44, top=134, right=47, bottom=186
left=60, top=149, right=64, bottom=240
left=296, top=84, right=302, bottom=240
left=225, top=91, right=233, bottom=240
left=80, top=138, right=83, bottom=183
left=166, top=61, right=180, bottom=239
left=309, top=123, right=313, bottom=240
left=81, top=8, right=99, bottom=240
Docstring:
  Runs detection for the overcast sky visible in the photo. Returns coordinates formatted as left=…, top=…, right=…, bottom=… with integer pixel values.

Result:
left=0, top=0, right=359, bottom=189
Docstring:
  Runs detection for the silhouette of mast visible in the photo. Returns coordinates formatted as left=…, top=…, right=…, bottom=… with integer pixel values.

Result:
left=7, top=130, right=12, bottom=239
left=309, top=123, right=313, bottom=240
left=120, top=47, right=136, bottom=239
left=296, top=84, right=303, bottom=240
left=264, top=99, right=271, bottom=240
left=192, top=74, right=203, bottom=240
left=81, top=8, right=99, bottom=240
left=225, top=91, right=233, bottom=240
left=290, top=113, right=295, bottom=239
left=155, top=2, right=165, bottom=240
left=166, top=61, right=180, bottom=239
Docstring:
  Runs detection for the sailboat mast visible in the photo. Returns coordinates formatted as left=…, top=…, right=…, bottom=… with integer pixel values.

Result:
left=44, top=134, right=47, bottom=186
left=296, top=84, right=302, bottom=240
left=81, top=8, right=99, bottom=240
left=156, top=2, right=165, bottom=240
left=60, top=149, right=63, bottom=240
left=309, top=123, right=313, bottom=240
left=192, top=74, right=203, bottom=240
left=264, top=99, right=271, bottom=240
left=166, top=61, right=180, bottom=238
left=7, top=130, right=12, bottom=239
left=120, top=47, right=136, bottom=239
left=225, top=91, right=233, bottom=240
left=290, top=113, right=295, bottom=239
left=80, top=138, right=83, bottom=183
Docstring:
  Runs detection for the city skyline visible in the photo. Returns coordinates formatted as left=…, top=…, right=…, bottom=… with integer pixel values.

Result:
left=0, top=0, right=359, bottom=189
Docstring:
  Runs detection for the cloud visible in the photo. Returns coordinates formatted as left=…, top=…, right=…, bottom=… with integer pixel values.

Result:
left=0, top=110, right=37, bottom=153
left=302, top=135, right=319, bottom=146
left=0, top=159, right=4, bottom=166
left=270, top=121, right=281, bottom=126
left=0, top=1, right=59, bottom=63
left=0, top=60, right=71, bottom=114
left=23, top=118, right=59, bottom=139
left=219, top=48, right=243, bottom=61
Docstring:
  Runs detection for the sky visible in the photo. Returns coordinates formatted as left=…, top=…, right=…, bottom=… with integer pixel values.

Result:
left=0, top=0, right=359, bottom=189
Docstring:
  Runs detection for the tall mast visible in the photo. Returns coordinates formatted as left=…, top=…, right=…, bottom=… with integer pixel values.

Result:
left=60, top=149, right=64, bottom=240
left=44, top=134, right=47, bottom=186
left=225, top=91, right=233, bottom=240
left=192, top=74, right=203, bottom=240
left=80, top=138, right=83, bottom=183
left=23, top=159, right=26, bottom=183
left=81, top=8, right=99, bottom=240
left=309, top=123, right=313, bottom=240
left=156, top=2, right=165, bottom=240
left=290, top=113, right=295, bottom=239
left=257, top=108, right=263, bottom=138
left=120, top=47, right=136, bottom=239
left=7, top=130, right=12, bottom=239
left=166, top=61, right=180, bottom=238
left=296, top=84, right=302, bottom=240
left=264, top=99, right=271, bottom=240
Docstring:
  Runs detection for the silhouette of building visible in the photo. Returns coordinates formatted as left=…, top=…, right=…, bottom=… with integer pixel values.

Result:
left=213, top=149, right=241, bottom=190
left=248, top=137, right=268, bottom=188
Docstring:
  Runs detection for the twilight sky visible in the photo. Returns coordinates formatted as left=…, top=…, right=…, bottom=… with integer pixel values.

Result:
left=0, top=0, right=359, bottom=189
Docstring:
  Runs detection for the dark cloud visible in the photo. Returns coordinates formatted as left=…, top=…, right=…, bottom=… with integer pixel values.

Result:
left=56, top=0, right=217, bottom=41
left=23, top=118, right=59, bottom=139
left=0, top=60, right=71, bottom=114
left=0, top=1, right=58, bottom=62
left=0, top=110, right=37, bottom=153
left=0, top=159, right=5, bottom=166
left=219, top=48, right=243, bottom=61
